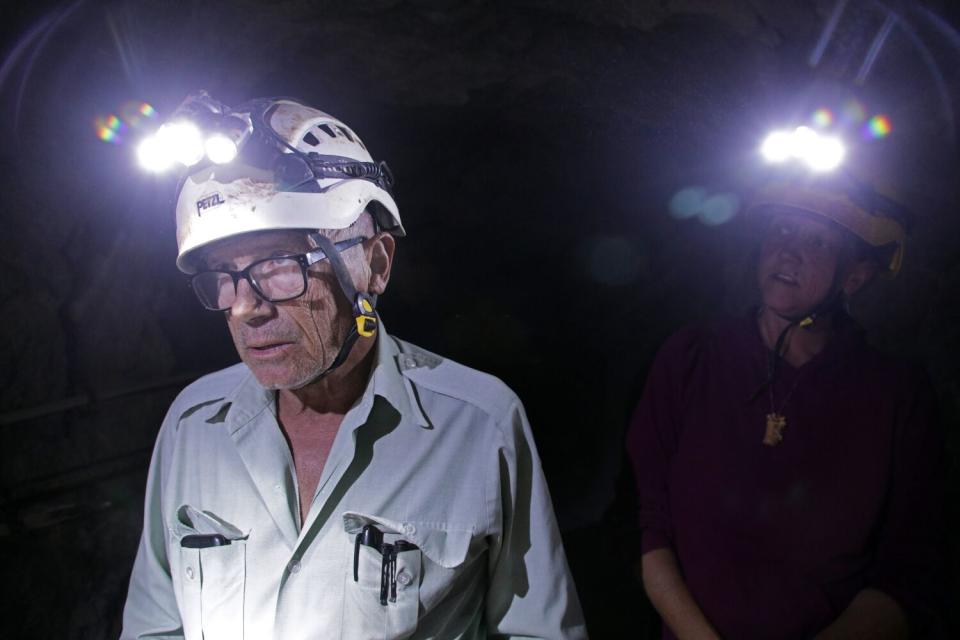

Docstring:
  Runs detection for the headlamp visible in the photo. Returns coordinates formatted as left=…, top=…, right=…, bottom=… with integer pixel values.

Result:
left=749, top=122, right=912, bottom=276
left=204, top=134, right=239, bottom=164
left=136, top=93, right=251, bottom=172
left=136, top=92, right=395, bottom=197
left=760, top=126, right=846, bottom=172
left=136, top=134, right=173, bottom=172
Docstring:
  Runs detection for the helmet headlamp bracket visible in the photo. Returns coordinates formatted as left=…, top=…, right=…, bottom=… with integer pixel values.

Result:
left=165, top=93, right=396, bottom=197
left=170, top=91, right=405, bottom=272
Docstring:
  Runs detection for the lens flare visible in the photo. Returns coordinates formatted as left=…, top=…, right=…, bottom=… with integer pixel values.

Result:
left=584, top=236, right=642, bottom=286
left=866, top=114, right=892, bottom=138
left=811, top=108, right=833, bottom=128
left=97, top=100, right=159, bottom=145
left=95, top=114, right=126, bottom=143
left=120, top=101, right=159, bottom=129
left=699, top=193, right=740, bottom=226
left=205, top=134, right=238, bottom=164
left=669, top=186, right=708, bottom=219
left=841, top=99, right=867, bottom=124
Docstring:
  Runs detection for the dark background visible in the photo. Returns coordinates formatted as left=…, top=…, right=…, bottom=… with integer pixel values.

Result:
left=0, top=1, right=958, bottom=637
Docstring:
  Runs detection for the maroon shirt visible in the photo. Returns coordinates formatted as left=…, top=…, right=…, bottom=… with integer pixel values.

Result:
left=626, top=313, right=947, bottom=639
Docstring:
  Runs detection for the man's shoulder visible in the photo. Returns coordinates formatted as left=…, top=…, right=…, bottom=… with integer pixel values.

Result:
left=167, top=362, right=250, bottom=419
left=391, top=337, right=520, bottom=423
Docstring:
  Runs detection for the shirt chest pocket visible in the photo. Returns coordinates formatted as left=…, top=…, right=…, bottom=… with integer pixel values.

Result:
left=342, top=512, right=472, bottom=640
left=171, top=505, right=248, bottom=640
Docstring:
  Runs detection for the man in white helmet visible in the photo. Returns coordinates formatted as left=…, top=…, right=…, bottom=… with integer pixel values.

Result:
left=121, top=94, right=586, bottom=640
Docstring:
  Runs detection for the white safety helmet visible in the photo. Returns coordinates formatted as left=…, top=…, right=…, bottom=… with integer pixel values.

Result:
left=170, top=95, right=404, bottom=273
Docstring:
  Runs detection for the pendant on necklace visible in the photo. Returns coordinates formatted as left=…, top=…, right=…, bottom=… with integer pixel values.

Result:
left=764, top=413, right=787, bottom=446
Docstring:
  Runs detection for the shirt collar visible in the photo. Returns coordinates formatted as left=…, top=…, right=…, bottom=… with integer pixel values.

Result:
left=744, top=306, right=866, bottom=372
left=368, top=324, right=432, bottom=429
left=206, top=321, right=430, bottom=433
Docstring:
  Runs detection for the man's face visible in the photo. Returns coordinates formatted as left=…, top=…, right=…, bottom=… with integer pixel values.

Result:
left=756, top=209, right=855, bottom=318
left=201, top=229, right=357, bottom=390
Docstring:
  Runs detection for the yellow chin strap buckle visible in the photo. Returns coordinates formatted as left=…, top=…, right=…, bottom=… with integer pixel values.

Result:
left=354, top=295, right=378, bottom=338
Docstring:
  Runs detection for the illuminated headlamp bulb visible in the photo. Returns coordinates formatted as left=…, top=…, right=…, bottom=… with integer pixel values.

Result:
left=760, top=126, right=845, bottom=172
left=137, top=135, right=172, bottom=172
left=157, top=121, right=205, bottom=167
left=760, top=131, right=793, bottom=163
left=789, top=126, right=818, bottom=158
left=205, top=134, right=238, bottom=164
left=805, top=136, right=844, bottom=171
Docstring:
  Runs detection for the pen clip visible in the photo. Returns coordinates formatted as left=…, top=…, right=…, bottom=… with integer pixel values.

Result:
left=354, top=524, right=384, bottom=581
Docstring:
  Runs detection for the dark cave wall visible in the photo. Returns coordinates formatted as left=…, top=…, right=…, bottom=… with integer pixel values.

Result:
left=0, top=1, right=958, bottom=637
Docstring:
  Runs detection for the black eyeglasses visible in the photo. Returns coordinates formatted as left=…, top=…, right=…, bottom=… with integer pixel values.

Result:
left=191, top=236, right=365, bottom=311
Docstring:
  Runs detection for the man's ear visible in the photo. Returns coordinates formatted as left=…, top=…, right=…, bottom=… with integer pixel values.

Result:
left=366, top=233, right=396, bottom=295
left=841, top=259, right=879, bottom=297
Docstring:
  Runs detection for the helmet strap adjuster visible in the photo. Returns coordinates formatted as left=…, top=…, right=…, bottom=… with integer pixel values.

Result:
left=354, top=293, right=378, bottom=338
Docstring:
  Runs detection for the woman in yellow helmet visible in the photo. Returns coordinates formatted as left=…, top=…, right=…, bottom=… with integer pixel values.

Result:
left=626, top=175, right=947, bottom=639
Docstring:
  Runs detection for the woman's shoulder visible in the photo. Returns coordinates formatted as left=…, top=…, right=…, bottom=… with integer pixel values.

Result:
left=658, top=313, right=757, bottom=359
left=852, top=345, right=932, bottom=397
left=828, top=316, right=934, bottom=405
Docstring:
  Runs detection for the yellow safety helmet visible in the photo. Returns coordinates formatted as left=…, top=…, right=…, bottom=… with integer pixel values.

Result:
left=748, top=175, right=911, bottom=275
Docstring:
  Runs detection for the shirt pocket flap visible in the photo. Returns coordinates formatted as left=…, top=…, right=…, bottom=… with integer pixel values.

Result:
left=172, top=504, right=248, bottom=541
left=342, top=511, right=472, bottom=569
left=409, top=525, right=472, bottom=569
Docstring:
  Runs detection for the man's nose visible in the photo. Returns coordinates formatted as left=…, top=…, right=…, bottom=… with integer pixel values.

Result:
left=229, top=278, right=272, bottom=321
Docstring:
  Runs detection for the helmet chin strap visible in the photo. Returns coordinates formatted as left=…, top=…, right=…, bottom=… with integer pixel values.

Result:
left=295, top=232, right=378, bottom=386
left=759, top=270, right=847, bottom=397
left=769, top=262, right=849, bottom=330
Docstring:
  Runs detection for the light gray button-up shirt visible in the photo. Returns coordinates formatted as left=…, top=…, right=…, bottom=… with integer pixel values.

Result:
left=121, top=329, right=586, bottom=639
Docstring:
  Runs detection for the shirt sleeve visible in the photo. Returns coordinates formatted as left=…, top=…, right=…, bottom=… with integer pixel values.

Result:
left=625, top=328, right=700, bottom=555
left=120, top=409, right=184, bottom=639
left=484, top=398, right=588, bottom=640
left=865, top=367, right=950, bottom=637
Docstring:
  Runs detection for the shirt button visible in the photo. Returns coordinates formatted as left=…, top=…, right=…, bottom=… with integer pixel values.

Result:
left=185, top=566, right=195, bottom=580
left=289, top=561, right=301, bottom=574
left=395, top=570, right=411, bottom=588
left=402, top=523, right=416, bottom=536
left=273, top=484, right=283, bottom=494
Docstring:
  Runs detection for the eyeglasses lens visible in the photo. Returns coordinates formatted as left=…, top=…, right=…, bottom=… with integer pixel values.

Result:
left=192, top=271, right=236, bottom=310
left=250, top=258, right=306, bottom=301
left=192, top=257, right=307, bottom=311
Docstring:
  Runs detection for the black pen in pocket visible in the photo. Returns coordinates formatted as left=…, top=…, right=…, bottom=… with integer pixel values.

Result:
left=181, top=533, right=232, bottom=549
left=353, top=523, right=419, bottom=605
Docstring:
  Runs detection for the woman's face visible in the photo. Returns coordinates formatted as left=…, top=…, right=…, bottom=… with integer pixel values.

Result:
left=756, top=209, right=854, bottom=319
